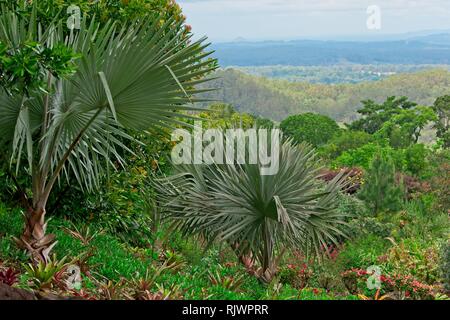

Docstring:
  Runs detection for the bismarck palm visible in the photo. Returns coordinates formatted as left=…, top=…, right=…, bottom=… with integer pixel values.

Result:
left=0, top=9, right=215, bottom=263
left=155, top=139, right=351, bottom=281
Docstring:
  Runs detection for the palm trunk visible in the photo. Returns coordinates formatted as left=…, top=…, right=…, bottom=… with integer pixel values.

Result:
left=262, top=223, right=272, bottom=273
left=15, top=206, right=56, bottom=263
left=14, top=73, right=57, bottom=264
left=12, top=87, right=102, bottom=263
left=258, top=223, right=275, bottom=283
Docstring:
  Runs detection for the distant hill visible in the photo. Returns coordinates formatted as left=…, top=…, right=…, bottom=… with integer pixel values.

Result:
left=197, top=68, right=450, bottom=122
left=211, top=36, right=450, bottom=67
left=233, top=64, right=450, bottom=84
left=410, top=33, right=450, bottom=45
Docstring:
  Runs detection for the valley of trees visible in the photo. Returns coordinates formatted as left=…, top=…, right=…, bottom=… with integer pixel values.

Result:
left=198, top=68, right=450, bottom=122
left=236, top=64, right=450, bottom=84
left=0, top=0, right=448, bottom=304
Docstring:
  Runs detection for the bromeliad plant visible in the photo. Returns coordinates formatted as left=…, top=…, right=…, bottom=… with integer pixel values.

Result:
left=23, top=254, right=67, bottom=290
left=208, top=268, right=245, bottom=291
left=62, top=223, right=104, bottom=246
left=0, top=267, right=20, bottom=286
left=0, top=7, right=215, bottom=262
left=155, top=140, right=351, bottom=282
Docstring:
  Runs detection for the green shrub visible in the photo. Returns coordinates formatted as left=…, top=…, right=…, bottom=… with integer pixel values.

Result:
left=337, top=194, right=394, bottom=238
left=384, top=238, right=442, bottom=285
left=280, top=113, right=340, bottom=147
left=358, top=153, right=405, bottom=214
left=394, top=198, right=449, bottom=240
left=348, top=217, right=394, bottom=239
left=337, top=234, right=390, bottom=270
left=404, top=144, right=429, bottom=177
left=441, top=241, right=450, bottom=292
left=337, top=193, right=368, bottom=217
left=320, top=130, right=374, bottom=159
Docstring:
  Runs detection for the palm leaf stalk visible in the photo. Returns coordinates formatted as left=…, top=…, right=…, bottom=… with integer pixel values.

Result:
left=0, top=8, right=216, bottom=262
left=154, top=139, right=351, bottom=282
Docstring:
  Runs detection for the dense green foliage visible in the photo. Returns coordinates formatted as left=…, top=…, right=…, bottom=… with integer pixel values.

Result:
left=443, top=242, right=450, bottom=292
left=197, top=103, right=256, bottom=129
left=237, top=64, right=450, bottom=84
left=0, top=0, right=448, bottom=302
left=0, top=1, right=215, bottom=262
left=349, top=96, right=418, bottom=134
left=2, top=0, right=187, bottom=27
left=319, top=130, right=373, bottom=159
left=433, top=95, right=450, bottom=148
left=349, top=97, right=436, bottom=148
left=280, top=113, right=339, bottom=147
left=197, top=68, right=450, bottom=122
left=358, top=153, right=404, bottom=214
left=154, top=140, right=349, bottom=281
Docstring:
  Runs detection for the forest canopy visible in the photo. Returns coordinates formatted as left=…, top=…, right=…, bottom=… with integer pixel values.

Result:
left=197, top=68, right=450, bottom=122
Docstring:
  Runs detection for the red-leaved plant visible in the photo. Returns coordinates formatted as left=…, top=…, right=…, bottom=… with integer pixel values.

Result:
left=341, top=268, right=436, bottom=299
left=0, top=267, right=20, bottom=286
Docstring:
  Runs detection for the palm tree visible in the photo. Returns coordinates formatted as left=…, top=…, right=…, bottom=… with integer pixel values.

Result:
left=0, top=8, right=215, bottom=262
left=154, top=139, right=350, bottom=281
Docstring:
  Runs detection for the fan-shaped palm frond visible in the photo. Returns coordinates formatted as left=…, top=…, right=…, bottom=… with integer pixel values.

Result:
left=154, top=139, right=350, bottom=278
left=0, top=6, right=216, bottom=262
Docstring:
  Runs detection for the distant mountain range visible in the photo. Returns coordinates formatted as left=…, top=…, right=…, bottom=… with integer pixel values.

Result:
left=210, top=33, right=450, bottom=67
left=410, top=33, right=450, bottom=45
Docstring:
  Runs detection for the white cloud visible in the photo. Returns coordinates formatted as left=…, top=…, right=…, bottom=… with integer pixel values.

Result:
left=177, top=0, right=450, bottom=41
left=180, top=0, right=450, bottom=13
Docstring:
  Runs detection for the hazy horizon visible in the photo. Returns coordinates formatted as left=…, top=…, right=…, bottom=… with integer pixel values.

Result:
left=179, top=0, right=450, bottom=43
left=207, top=29, right=450, bottom=44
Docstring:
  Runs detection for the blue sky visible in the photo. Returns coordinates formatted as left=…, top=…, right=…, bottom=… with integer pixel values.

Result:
left=178, top=0, right=450, bottom=42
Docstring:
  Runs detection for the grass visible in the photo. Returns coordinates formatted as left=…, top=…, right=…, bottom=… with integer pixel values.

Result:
left=0, top=202, right=360, bottom=300
left=1, top=188, right=447, bottom=301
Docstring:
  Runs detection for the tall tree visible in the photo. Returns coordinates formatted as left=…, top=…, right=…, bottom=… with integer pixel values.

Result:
left=432, top=95, right=450, bottom=148
left=349, top=96, right=417, bottom=134
left=280, top=113, right=340, bottom=147
left=358, top=153, right=404, bottom=214
left=375, top=106, right=437, bottom=148
left=0, top=6, right=215, bottom=262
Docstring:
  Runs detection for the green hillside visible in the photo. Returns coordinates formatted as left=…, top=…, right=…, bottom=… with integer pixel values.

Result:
left=198, top=68, right=450, bottom=122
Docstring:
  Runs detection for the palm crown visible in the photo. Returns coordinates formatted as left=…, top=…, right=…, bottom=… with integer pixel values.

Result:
left=154, top=139, right=350, bottom=280
left=0, top=7, right=216, bottom=262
